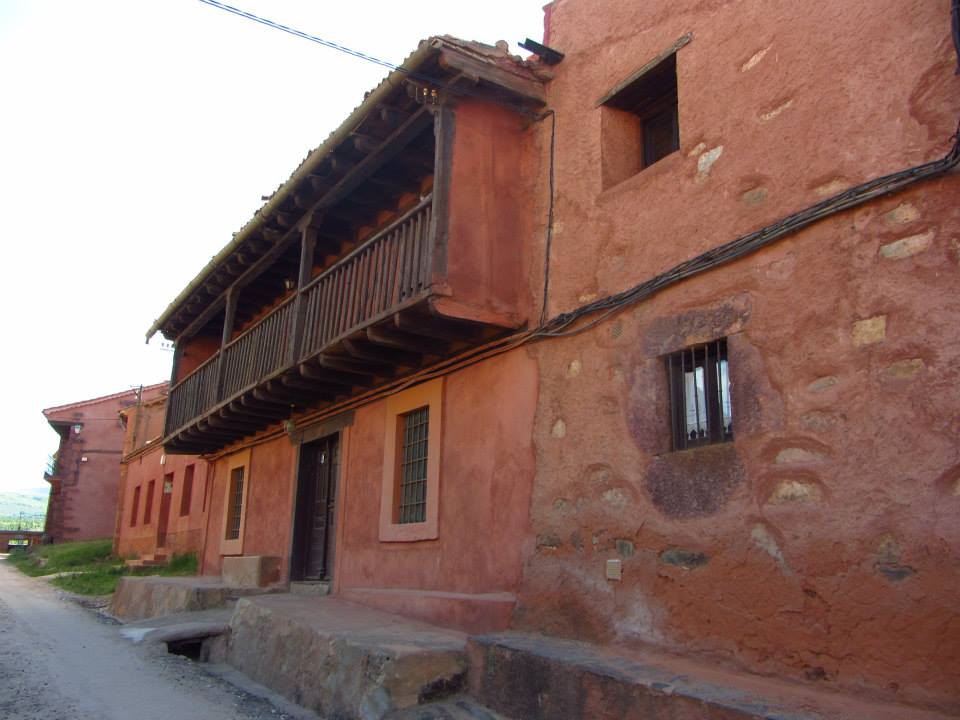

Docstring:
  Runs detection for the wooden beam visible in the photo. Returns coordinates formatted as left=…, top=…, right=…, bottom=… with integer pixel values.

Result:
left=343, top=337, right=421, bottom=367
left=299, top=360, right=373, bottom=388
left=437, top=50, right=546, bottom=106
left=367, top=325, right=449, bottom=355
left=393, top=310, right=482, bottom=342
left=317, top=352, right=395, bottom=376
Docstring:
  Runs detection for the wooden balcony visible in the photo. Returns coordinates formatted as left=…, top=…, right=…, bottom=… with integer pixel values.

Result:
left=164, top=197, right=506, bottom=453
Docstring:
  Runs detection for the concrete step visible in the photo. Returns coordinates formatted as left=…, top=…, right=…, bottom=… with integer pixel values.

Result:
left=124, top=553, right=168, bottom=568
left=223, top=594, right=469, bottom=719
left=384, top=694, right=511, bottom=720
left=289, top=580, right=331, bottom=596
left=468, top=633, right=955, bottom=720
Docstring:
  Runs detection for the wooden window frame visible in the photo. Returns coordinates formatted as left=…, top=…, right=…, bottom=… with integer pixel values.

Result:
left=179, top=464, right=195, bottom=517
left=379, top=378, right=443, bottom=542
left=130, top=485, right=141, bottom=527
left=220, top=449, right=251, bottom=556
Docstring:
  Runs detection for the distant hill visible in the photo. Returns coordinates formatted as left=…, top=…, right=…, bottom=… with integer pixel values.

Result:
left=0, top=488, right=48, bottom=518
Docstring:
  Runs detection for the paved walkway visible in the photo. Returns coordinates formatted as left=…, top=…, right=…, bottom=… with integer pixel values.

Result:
left=0, top=556, right=304, bottom=720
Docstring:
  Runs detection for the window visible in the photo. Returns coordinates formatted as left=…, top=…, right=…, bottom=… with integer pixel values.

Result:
left=180, top=464, right=194, bottom=517
left=599, top=39, right=684, bottom=188
left=225, top=467, right=244, bottom=540
left=379, top=378, right=443, bottom=542
left=396, top=407, right=430, bottom=524
left=667, top=339, right=733, bottom=450
left=130, top=486, right=141, bottom=527
left=143, top=480, right=155, bottom=524
left=220, top=449, right=250, bottom=555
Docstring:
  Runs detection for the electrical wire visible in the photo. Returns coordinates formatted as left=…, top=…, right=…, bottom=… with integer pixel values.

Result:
left=538, top=110, right=557, bottom=326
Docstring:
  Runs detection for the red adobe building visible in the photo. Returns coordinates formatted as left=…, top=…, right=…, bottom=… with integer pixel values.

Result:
left=43, top=385, right=164, bottom=543
left=142, top=2, right=960, bottom=715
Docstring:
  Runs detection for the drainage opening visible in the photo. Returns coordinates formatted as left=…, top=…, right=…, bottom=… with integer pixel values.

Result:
left=166, top=638, right=204, bottom=661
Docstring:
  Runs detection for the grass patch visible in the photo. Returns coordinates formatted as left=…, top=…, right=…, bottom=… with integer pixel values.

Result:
left=7, top=541, right=198, bottom=595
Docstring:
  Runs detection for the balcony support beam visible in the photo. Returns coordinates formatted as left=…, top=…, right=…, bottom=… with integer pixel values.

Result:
left=288, top=225, right=317, bottom=365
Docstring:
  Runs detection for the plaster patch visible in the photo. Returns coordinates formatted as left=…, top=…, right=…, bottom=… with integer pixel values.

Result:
left=551, top=419, right=567, bottom=439
left=806, top=376, right=838, bottom=394
left=883, top=358, right=925, bottom=380
left=751, top=523, right=788, bottom=570
left=879, top=230, right=934, bottom=260
left=775, top=448, right=825, bottom=464
left=852, top=315, right=886, bottom=346
left=741, top=45, right=772, bottom=72
left=695, top=145, right=724, bottom=183
left=883, top=202, right=920, bottom=225
left=759, top=99, right=793, bottom=122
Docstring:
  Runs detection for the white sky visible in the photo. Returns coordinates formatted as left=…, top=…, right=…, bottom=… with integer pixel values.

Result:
left=0, top=0, right=546, bottom=492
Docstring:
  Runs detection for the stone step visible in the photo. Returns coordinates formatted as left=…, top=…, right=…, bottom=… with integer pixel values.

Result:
left=383, top=694, right=511, bottom=720
left=224, top=594, right=469, bottom=719
left=468, top=633, right=956, bottom=720
left=110, top=575, right=280, bottom=621
left=289, top=580, right=331, bottom=596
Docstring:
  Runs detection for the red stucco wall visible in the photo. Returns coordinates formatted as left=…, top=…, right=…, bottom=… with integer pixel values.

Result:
left=515, top=0, right=960, bottom=712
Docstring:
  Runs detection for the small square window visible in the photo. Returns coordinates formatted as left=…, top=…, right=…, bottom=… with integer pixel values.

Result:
left=666, top=339, right=733, bottom=450
left=600, top=49, right=680, bottom=188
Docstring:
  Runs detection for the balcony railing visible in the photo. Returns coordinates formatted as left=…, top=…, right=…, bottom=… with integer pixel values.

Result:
left=165, top=197, right=434, bottom=437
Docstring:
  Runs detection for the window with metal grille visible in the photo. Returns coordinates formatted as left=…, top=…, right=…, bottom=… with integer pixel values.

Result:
left=667, top=339, right=733, bottom=450
left=179, top=464, right=194, bottom=517
left=225, top=466, right=244, bottom=540
left=396, top=406, right=429, bottom=524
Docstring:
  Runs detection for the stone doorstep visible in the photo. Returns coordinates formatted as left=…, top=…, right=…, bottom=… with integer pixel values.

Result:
left=289, top=580, right=331, bottom=596
left=223, top=594, right=473, bottom=719
left=468, top=634, right=956, bottom=720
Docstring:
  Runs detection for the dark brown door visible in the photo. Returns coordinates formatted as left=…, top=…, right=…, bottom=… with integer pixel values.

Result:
left=156, top=474, right=174, bottom=549
left=292, top=435, right=339, bottom=581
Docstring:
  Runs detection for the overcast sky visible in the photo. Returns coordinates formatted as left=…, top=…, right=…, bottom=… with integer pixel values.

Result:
left=0, top=0, right=545, bottom=493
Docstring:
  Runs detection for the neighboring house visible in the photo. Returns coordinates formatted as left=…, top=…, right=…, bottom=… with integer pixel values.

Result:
left=42, top=385, right=164, bottom=543
left=114, top=391, right=209, bottom=562
left=146, top=1, right=960, bottom=714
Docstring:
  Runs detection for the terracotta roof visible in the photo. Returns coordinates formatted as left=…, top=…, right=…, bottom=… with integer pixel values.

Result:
left=42, top=382, right=167, bottom=419
left=146, top=35, right=545, bottom=341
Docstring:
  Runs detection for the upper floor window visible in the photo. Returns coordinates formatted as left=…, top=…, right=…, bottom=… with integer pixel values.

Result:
left=667, top=339, right=732, bottom=450
left=599, top=41, right=683, bottom=188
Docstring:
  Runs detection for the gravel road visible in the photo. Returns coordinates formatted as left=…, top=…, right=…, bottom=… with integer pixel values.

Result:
left=0, top=556, right=308, bottom=720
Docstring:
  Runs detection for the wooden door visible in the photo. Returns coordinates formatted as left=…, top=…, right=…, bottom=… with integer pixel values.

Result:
left=293, top=435, right=339, bottom=581
left=156, top=475, right=174, bottom=548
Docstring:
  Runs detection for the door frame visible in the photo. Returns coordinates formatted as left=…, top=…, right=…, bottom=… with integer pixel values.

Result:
left=287, top=411, right=353, bottom=584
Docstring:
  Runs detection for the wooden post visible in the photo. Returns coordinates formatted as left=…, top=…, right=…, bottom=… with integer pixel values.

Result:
left=215, top=288, right=238, bottom=403
left=429, top=105, right=454, bottom=282
left=288, top=224, right=317, bottom=364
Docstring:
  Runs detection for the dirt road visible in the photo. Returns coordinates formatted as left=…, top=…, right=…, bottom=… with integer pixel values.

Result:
left=0, top=556, right=301, bottom=720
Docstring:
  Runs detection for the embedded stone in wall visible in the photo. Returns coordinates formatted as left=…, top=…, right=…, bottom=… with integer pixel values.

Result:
left=551, top=419, right=567, bottom=439
left=873, top=535, right=915, bottom=582
left=769, top=478, right=822, bottom=504
left=883, top=202, right=920, bottom=225
left=879, top=230, right=934, bottom=260
left=695, top=145, right=723, bottom=183
left=750, top=523, right=788, bottom=571
left=774, top=447, right=825, bottom=464
left=759, top=99, right=793, bottom=122
left=645, top=443, right=745, bottom=519
left=813, top=178, right=847, bottom=196
left=566, top=359, right=582, bottom=378
left=687, top=141, right=706, bottom=157
left=536, top=534, right=562, bottom=551
left=882, top=358, right=925, bottom=380
left=852, top=315, right=886, bottom=346
left=806, top=375, right=838, bottom=393
left=615, top=539, right=635, bottom=558
left=741, top=45, right=772, bottom=72
left=659, top=548, right=708, bottom=569
left=742, top=186, right=768, bottom=205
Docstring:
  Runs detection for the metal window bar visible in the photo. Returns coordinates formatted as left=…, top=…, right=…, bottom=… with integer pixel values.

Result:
left=397, top=406, right=429, bottom=524
left=226, top=467, right=244, bottom=540
left=667, top=339, right=733, bottom=450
